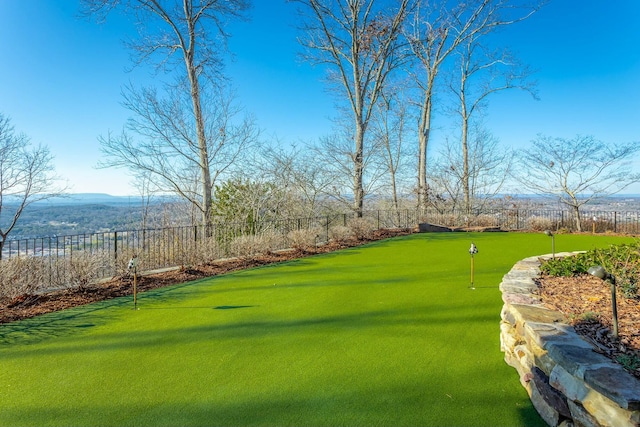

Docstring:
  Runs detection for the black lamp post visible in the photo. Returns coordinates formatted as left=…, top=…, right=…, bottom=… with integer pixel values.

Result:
left=469, top=242, right=478, bottom=290
left=128, top=255, right=139, bottom=310
left=587, top=265, right=618, bottom=338
left=544, top=230, right=555, bottom=259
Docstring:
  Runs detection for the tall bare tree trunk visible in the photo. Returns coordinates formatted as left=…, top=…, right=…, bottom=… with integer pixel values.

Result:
left=460, top=91, right=471, bottom=214
left=417, top=88, right=432, bottom=210
left=354, top=123, right=365, bottom=217
left=186, top=65, right=212, bottom=225
left=183, top=6, right=212, bottom=226
left=461, top=118, right=470, bottom=214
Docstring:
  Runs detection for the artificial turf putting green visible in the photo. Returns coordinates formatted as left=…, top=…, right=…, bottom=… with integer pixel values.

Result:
left=0, top=232, right=634, bottom=426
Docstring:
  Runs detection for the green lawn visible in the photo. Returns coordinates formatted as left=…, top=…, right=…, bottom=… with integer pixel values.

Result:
left=0, top=232, right=634, bottom=426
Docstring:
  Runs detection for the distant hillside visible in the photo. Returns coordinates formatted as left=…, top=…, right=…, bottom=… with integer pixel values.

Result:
left=1, top=194, right=180, bottom=239
left=32, top=193, right=140, bottom=205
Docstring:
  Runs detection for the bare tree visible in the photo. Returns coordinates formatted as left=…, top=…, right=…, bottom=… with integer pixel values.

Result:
left=258, top=144, right=336, bottom=217
left=313, top=121, right=387, bottom=213
left=83, top=0, right=251, bottom=225
left=447, top=39, right=536, bottom=213
left=97, top=83, right=259, bottom=224
left=370, top=90, right=415, bottom=221
left=292, top=0, right=412, bottom=217
left=516, top=135, right=640, bottom=231
left=407, top=0, right=540, bottom=209
left=0, top=114, right=66, bottom=258
left=431, top=123, right=513, bottom=211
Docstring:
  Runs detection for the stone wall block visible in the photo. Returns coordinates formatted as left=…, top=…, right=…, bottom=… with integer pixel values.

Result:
left=583, top=366, right=640, bottom=411
left=546, top=344, right=613, bottom=380
left=550, top=364, right=589, bottom=403
left=531, top=379, right=562, bottom=427
left=532, top=366, right=572, bottom=419
left=568, top=400, right=601, bottom=427
left=582, top=391, right=638, bottom=427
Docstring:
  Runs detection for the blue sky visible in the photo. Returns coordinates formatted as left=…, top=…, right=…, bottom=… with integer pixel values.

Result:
left=1, top=0, right=639, bottom=196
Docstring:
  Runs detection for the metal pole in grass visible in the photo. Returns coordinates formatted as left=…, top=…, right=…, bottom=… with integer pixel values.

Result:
left=587, top=265, right=618, bottom=338
left=469, top=242, right=478, bottom=290
left=128, top=255, right=139, bottom=310
left=544, top=230, right=555, bottom=259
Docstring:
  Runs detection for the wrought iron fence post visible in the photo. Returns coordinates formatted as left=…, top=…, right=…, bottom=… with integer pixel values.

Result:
left=326, top=215, right=330, bottom=241
left=114, top=231, right=118, bottom=274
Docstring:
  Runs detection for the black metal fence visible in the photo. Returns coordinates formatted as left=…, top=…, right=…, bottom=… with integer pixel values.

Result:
left=2, top=208, right=639, bottom=289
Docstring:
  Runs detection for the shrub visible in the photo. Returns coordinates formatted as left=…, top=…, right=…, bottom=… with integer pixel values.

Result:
left=329, top=225, right=354, bottom=243
left=348, top=218, right=375, bottom=240
left=474, top=214, right=498, bottom=227
left=229, top=235, right=261, bottom=259
left=191, top=237, right=223, bottom=265
left=0, top=256, right=49, bottom=300
left=526, top=216, right=554, bottom=231
left=287, top=229, right=319, bottom=251
left=540, top=252, right=592, bottom=277
left=61, top=251, right=109, bottom=290
left=617, top=353, right=640, bottom=371
left=229, top=232, right=285, bottom=259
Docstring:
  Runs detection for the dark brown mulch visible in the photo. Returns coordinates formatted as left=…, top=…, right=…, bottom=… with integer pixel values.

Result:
left=0, top=228, right=412, bottom=325
left=536, top=274, right=640, bottom=379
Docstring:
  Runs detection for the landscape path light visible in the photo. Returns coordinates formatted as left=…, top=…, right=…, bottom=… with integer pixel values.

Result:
left=128, top=255, right=139, bottom=310
left=592, top=216, right=598, bottom=234
left=587, top=265, right=618, bottom=338
left=469, top=242, right=478, bottom=290
left=544, top=230, right=555, bottom=259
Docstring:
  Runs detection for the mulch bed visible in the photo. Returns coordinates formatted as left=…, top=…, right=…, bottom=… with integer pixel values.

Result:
left=537, top=274, right=640, bottom=379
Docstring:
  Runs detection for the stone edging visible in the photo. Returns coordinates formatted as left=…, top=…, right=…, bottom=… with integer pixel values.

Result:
left=499, top=253, right=640, bottom=427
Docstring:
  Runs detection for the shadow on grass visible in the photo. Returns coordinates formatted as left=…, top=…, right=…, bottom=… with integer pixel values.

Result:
left=0, top=303, right=497, bottom=360
left=142, top=305, right=258, bottom=310
left=0, top=297, right=130, bottom=346
left=0, top=375, right=546, bottom=427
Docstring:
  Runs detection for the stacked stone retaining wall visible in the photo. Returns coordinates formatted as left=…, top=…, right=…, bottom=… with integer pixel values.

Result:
left=500, top=253, right=640, bottom=427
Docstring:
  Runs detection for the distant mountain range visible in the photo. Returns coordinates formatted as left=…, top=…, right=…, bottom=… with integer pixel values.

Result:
left=33, top=193, right=139, bottom=205
left=25, top=193, right=179, bottom=206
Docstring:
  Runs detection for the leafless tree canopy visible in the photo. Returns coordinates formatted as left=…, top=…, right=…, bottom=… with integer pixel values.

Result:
left=292, top=0, right=412, bottom=216
left=516, top=134, right=640, bottom=231
left=98, top=83, right=259, bottom=217
left=430, top=123, right=513, bottom=212
left=83, top=0, right=252, bottom=225
left=407, top=0, right=542, bottom=209
left=82, top=0, right=250, bottom=77
left=0, top=114, right=66, bottom=257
